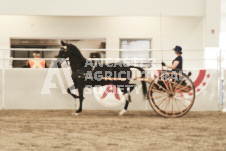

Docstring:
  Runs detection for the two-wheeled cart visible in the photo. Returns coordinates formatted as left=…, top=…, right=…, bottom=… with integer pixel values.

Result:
left=103, top=70, right=195, bottom=118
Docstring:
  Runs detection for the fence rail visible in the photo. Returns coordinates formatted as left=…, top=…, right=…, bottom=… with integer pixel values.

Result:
left=0, top=48, right=221, bottom=69
left=0, top=48, right=205, bottom=51
left=0, top=47, right=226, bottom=111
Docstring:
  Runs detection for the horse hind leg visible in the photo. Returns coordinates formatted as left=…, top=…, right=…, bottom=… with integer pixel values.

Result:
left=119, top=100, right=129, bottom=116
left=119, top=85, right=135, bottom=116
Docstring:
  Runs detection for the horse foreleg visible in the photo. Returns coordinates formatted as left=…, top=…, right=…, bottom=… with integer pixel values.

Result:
left=67, top=86, right=84, bottom=99
left=67, top=87, right=79, bottom=99
left=75, top=87, right=84, bottom=115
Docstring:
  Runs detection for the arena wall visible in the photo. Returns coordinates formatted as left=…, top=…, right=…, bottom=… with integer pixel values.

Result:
left=0, top=69, right=220, bottom=111
left=0, top=15, right=204, bottom=67
left=0, top=0, right=222, bottom=111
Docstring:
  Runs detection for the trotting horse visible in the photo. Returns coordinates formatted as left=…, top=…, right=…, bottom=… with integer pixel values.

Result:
left=57, top=41, right=147, bottom=115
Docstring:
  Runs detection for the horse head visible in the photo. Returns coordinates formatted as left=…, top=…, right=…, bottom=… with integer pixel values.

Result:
left=55, top=40, right=70, bottom=68
left=58, top=40, right=70, bottom=59
left=56, top=40, right=86, bottom=69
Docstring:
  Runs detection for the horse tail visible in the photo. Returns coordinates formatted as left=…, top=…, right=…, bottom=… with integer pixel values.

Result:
left=129, top=66, right=147, bottom=98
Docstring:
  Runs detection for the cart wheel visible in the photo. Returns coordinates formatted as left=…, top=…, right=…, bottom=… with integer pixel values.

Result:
left=148, top=71, right=195, bottom=118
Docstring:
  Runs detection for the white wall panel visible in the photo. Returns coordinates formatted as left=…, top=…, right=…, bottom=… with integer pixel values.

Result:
left=0, top=0, right=205, bottom=16
left=0, top=69, right=219, bottom=111
left=205, top=0, right=221, bottom=47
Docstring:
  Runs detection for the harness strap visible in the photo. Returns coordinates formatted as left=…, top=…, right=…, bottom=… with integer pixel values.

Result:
left=72, top=61, right=97, bottom=79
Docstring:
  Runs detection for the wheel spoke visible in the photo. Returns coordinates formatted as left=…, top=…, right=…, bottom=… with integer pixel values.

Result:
left=151, top=94, right=168, bottom=100
left=162, top=74, right=170, bottom=92
left=163, top=98, right=170, bottom=113
left=162, top=80, right=170, bottom=92
left=174, top=97, right=188, bottom=109
left=171, top=73, right=178, bottom=89
left=168, top=77, right=173, bottom=92
left=171, top=98, right=174, bottom=115
left=155, top=96, right=168, bottom=107
left=174, top=97, right=182, bottom=114
left=158, top=97, right=169, bottom=110
left=175, top=84, right=192, bottom=92
left=152, top=88, right=167, bottom=94
left=173, top=78, right=184, bottom=90
left=155, top=80, right=168, bottom=92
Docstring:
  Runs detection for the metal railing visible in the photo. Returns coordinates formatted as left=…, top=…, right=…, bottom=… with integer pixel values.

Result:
left=0, top=48, right=219, bottom=69
left=0, top=48, right=224, bottom=111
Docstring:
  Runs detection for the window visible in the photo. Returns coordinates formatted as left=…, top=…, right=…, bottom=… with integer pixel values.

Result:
left=120, top=39, right=151, bottom=58
left=10, top=38, right=106, bottom=68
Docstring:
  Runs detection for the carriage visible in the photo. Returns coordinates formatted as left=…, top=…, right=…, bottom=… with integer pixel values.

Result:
left=58, top=41, right=195, bottom=118
left=102, top=70, right=195, bottom=118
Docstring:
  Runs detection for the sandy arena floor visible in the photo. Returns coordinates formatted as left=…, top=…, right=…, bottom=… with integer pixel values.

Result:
left=0, top=110, right=226, bottom=151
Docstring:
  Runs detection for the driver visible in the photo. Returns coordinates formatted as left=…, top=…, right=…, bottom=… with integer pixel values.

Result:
left=155, top=46, right=185, bottom=90
left=161, top=45, right=183, bottom=71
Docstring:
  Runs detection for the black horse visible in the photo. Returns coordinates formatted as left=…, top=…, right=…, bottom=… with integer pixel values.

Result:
left=57, top=41, right=147, bottom=115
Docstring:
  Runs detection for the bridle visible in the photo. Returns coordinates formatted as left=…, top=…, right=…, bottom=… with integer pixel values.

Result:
left=60, top=46, right=68, bottom=52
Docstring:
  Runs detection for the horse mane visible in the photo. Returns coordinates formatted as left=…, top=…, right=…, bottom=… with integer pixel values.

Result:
left=67, top=43, right=86, bottom=62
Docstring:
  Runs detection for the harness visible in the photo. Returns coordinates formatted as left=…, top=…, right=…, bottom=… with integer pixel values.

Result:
left=72, top=61, right=97, bottom=79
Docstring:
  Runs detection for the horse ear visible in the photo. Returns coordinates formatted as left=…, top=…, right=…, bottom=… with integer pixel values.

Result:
left=61, top=40, right=66, bottom=46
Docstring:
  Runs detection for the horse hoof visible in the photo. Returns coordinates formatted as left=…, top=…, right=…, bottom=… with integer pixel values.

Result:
left=119, top=109, right=127, bottom=116
left=72, top=113, right=79, bottom=116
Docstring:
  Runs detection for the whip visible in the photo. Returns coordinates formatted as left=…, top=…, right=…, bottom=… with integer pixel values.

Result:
left=160, top=13, right=163, bottom=70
